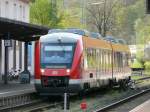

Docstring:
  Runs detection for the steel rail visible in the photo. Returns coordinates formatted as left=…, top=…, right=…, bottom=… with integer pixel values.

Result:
left=25, top=102, right=62, bottom=112
left=94, top=88, right=150, bottom=112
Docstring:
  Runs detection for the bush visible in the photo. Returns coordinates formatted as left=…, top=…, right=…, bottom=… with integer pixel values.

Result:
left=144, top=61, right=150, bottom=71
left=131, top=59, right=143, bottom=68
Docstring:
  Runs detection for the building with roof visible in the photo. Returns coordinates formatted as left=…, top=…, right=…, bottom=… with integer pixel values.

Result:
left=0, top=0, right=30, bottom=80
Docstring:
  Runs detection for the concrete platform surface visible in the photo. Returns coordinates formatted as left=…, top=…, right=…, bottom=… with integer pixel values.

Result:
left=0, top=82, right=35, bottom=98
left=130, top=99, right=150, bottom=112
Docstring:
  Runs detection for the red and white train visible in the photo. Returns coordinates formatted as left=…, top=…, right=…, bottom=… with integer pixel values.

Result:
left=34, top=29, right=131, bottom=95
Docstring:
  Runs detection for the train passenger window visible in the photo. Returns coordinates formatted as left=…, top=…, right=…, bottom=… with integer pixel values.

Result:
left=87, top=48, right=92, bottom=68
left=120, top=53, right=123, bottom=72
left=108, top=51, right=111, bottom=72
left=101, top=50, right=104, bottom=72
left=104, top=51, right=107, bottom=73
left=117, top=52, right=120, bottom=72
left=99, top=49, right=102, bottom=72
left=87, top=48, right=97, bottom=69
left=103, top=50, right=105, bottom=73
left=126, top=53, right=130, bottom=66
left=104, top=50, right=106, bottom=73
left=114, top=52, right=117, bottom=72
left=93, top=49, right=97, bottom=68
left=106, top=50, right=109, bottom=73
left=122, top=53, right=130, bottom=72
left=117, top=52, right=123, bottom=72
left=116, top=52, right=120, bottom=72
left=96, top=49, right=99, bottom=69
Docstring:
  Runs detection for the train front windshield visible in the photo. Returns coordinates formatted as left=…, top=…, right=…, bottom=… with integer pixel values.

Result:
left=41, top=43, right=76, bottom=68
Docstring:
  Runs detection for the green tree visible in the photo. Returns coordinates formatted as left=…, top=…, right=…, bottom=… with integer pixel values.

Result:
left=114, top=0, right=145, bottom=44
left=135, top=18, right=150, bottom=45
left=87, top=0, right=118, bottom=37
left=30, top=0, right=62, bottom=28
left=57, top=1, right=84, bottom=28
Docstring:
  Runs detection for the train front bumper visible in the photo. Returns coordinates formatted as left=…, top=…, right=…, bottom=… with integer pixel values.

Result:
left=34, top=79, right=83, bottom=95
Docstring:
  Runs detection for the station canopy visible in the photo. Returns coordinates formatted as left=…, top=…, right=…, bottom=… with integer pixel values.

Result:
left=0, top=17, right=49, bottom=42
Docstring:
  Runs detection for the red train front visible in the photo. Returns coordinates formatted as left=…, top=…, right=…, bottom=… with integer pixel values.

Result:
left=34, top=32, right=83, bottom=95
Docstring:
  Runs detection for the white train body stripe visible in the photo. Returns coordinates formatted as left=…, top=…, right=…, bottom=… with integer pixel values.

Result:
left=35, top=79, right=41, bottom=84
left=69, top=79, right=82, bottom=84
left=34, top=79, right=82, bottom=84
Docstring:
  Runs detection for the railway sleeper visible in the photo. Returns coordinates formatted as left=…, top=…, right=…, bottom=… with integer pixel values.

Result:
left=0, top=94, right=36, bottom=110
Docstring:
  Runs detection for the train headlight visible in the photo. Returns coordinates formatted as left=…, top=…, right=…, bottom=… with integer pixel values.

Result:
left=41, top=69, right=44, bottom=74
left=66, top=69, right=70, bottom=73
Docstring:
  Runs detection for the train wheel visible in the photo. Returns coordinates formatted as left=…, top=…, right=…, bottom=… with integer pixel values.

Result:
left=78, top=83, right=89, bottom=98
left=119, top=80, right=128, bottom=90
left=78, top=89, right=86, bottom=99
left=108, top=79, right=114, bottom=89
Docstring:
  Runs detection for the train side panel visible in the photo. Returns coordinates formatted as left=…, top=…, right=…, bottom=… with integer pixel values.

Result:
left=82, top=36, right=112, bottom=89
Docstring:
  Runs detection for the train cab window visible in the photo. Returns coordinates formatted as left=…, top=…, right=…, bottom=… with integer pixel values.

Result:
left=40, top=43, right=76, bottom=68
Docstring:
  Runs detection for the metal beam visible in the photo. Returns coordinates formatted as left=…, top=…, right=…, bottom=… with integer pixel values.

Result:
left=0, top=39, right=1, bottom=80
left=24, top=42, right=28, bottom=71
left=19, top=42, right=22, bottom=70
left=4, top=33, right=11, bottom=84
left=13, top=40, right=16, bottom=70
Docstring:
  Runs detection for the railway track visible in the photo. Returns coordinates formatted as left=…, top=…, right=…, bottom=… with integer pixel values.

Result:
left=0, top=92, right=44, bottom=112
left=2, top=96, right=63, bottom=112
left=94, top=88, right=150, bottom=112
left=22, top=87, right=150, bottom=112
left=24, top=101, right=62, bottom=112
left=2, top=77, right=150, bottom=112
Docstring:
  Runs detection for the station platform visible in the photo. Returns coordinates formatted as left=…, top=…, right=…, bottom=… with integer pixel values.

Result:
left=130, top=99, right=150, bottom=112
left=0, top=82, right=36, bottom=98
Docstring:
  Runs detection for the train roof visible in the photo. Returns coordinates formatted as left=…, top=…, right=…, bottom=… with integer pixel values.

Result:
left=83, top=36, right=112, bottom=50
left=104, top=36, right=127, bottom=45
left=48, top=28, right=103, bottom=39
left=40, top=32, right=81, bottom=43
left=112, top=44, right=130, bottom=53
left=90, top=32, right=103, bottom=39
left=49, top=29, right=127, bottom=44
left=48, top=28, right=91, bottom=37
left=47, top=28, right=129, bottom=53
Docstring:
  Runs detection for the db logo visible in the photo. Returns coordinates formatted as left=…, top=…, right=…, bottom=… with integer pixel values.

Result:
left=52, top=71, right=58, bottom=75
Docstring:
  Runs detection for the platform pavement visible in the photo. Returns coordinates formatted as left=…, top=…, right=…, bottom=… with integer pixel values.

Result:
left=0, top=81, right=36, bottom=98
left=130, top=99, right=150, bottom=112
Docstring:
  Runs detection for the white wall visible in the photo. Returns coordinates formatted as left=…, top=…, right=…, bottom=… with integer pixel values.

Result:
left=0, top=0, right=30, bottom=75
left=0, top=0, right=29, bottom=22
